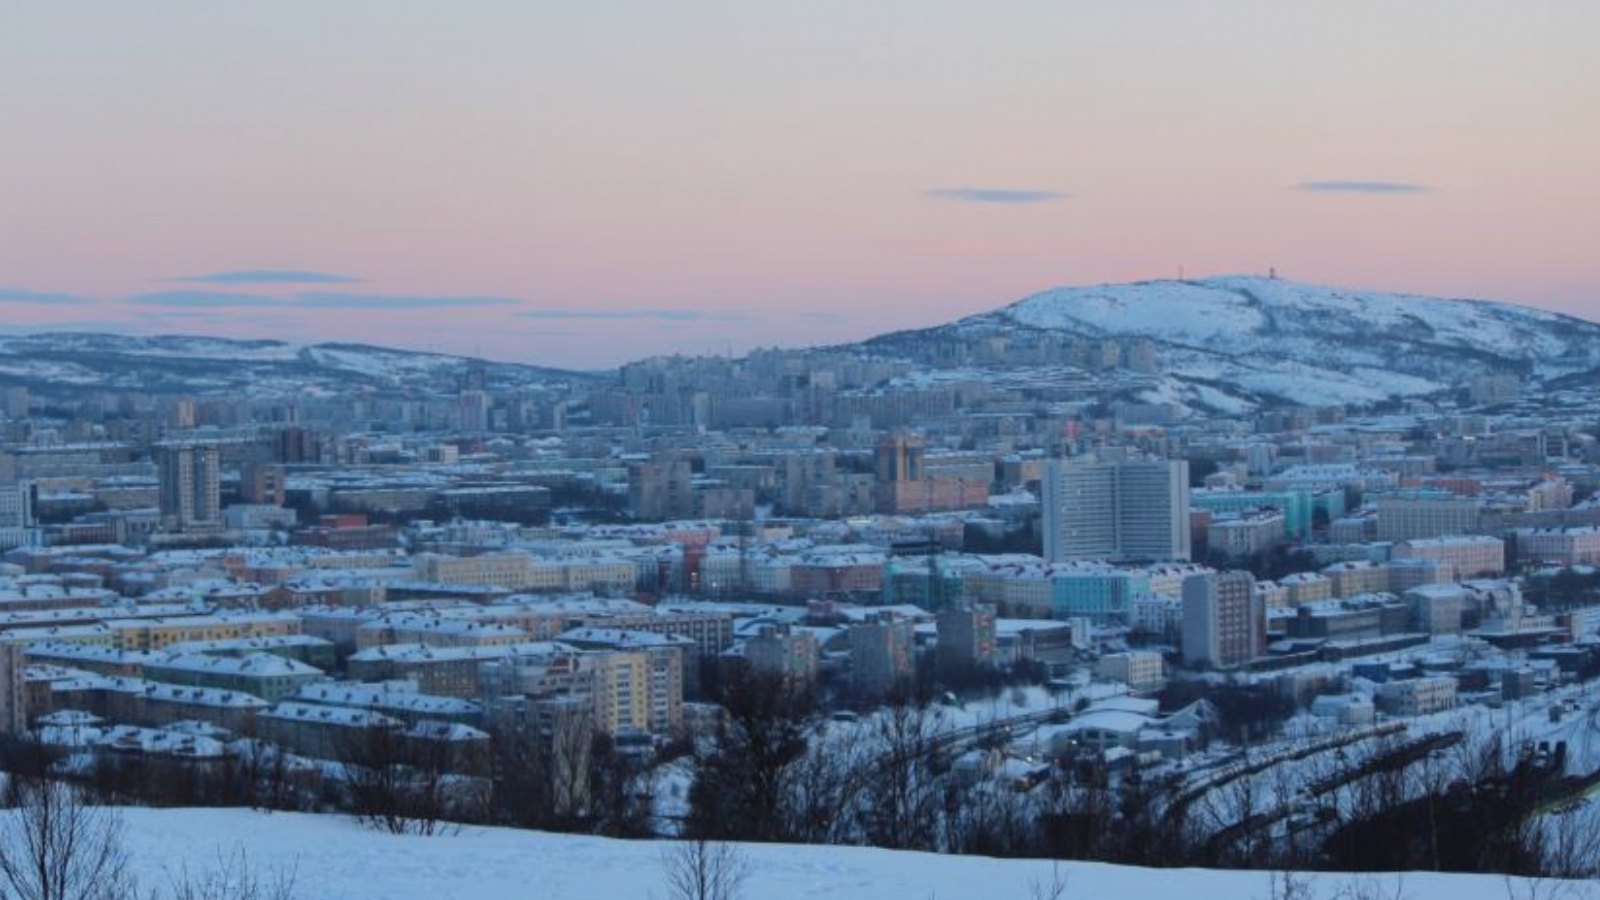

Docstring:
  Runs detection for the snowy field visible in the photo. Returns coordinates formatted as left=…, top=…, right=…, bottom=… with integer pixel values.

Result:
left=118, top=807, right=1567, bottom=900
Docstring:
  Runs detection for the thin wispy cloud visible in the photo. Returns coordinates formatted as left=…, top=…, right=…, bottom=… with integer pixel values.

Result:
left=520, top=308, right=756, bottom=323
left=173, top=269, right=362, bottom=284
left=131, top=290, right=521, bottom=310
left=126, top=290, right=289, bottom=307
left=0, top=319, right=135, bottom=334
left=1293, top=180, right=1433, bottom=195
left=797, top=311, right=847, bottom=324
left=296, top=292, right=521, bottom=309
left=925, top=188, right=1070, bottom=204
left=0, top=287, right=98, bottom=304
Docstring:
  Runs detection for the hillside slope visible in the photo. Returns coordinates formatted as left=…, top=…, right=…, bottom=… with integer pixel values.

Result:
left=0, top=333, right=592, bottom=396
left=118, top=807, right=1550, bottom=900
left=864, top=276, right=1600, bottom=411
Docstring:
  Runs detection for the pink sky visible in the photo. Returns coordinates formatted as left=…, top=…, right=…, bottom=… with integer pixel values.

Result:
left=1, top=1, right=1596, bottom=369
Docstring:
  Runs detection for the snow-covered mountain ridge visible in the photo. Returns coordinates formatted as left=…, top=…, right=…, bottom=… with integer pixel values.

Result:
left=863, top=276, right=1600, bottom=411
left=0, top=332, right=592, bottom=395
left=3, top=277, right=1594, bottom=413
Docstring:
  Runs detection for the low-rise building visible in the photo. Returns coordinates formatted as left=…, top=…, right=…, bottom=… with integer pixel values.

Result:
left=1096, top=650, right=1164, bottom=692
left=1375, top=676, right=1457, bottom=716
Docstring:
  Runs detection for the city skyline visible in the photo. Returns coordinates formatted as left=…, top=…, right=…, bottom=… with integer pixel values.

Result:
left=3, top=1, right=1598, bottom=368
left=7, top=3, right=1600, bottom=895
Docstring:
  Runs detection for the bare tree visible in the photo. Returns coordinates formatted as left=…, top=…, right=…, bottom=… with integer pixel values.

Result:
left=490, top=714, right=591, bottom=831
left=776, top=725, right=862, bottom=845
left=1262, top=869, right=1317, bottom=900
left=686, top=664, right=813, bottom=842
left=1331, top=874, right=1408, bottom=900
left=166, top=848, right=297, bottom=900
left=588, top=733, right=656, bottom=839
left=1501, top=875, right=1590, bottom=900
left=0, top=778, right=137, bottom=900
left=944, top=778, right=1037, bottom=858
left=856, top=696, right=945, bottom=851
left=1027, top=862, right=1069, bottom=900
left=341, top=723, right=453, bottom=836
left=1527, top=797, right=1600, bottom=880
left=660, top=839, right=748, bottom=900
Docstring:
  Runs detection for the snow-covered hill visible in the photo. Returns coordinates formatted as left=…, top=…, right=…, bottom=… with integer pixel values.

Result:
left=864, top=276, right=1600, bottom=413
left=118, top=807, right=1553, bottom=900
left=0, top=333, right=592, bottom=396
left=4, top=278, right=1593, bottom=413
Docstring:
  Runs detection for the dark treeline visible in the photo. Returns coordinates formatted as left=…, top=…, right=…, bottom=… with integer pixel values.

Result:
left=675, top=667, right=1600, bottom=879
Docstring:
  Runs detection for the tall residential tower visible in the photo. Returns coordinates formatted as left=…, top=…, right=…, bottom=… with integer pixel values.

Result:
left=1042, top=457, right=1191, bottom=563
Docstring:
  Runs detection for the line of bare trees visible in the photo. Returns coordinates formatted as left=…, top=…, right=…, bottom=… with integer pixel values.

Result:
left=10, top=665, right=1600, bottom=890
left=681, top=666, right=1600, bottom=880
left=0, top=702, right=659, bottom=842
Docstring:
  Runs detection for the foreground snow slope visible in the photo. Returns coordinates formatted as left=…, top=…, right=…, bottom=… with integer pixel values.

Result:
left=120, top=807, right=1558, bottom=900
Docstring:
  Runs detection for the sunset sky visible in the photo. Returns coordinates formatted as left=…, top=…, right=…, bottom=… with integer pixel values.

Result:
left=2, top=1, right=1596, bottom=369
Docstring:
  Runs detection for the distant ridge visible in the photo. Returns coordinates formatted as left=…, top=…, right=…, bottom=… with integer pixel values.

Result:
left=0, top=332, right=594, bottom=395
left=857, top=276, right=1600, bottom=412
left=3, top=277, right=1595, bottom=412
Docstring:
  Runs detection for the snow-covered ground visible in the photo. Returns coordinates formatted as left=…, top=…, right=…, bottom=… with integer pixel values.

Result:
left=116, top=807, right=1565, bottom=900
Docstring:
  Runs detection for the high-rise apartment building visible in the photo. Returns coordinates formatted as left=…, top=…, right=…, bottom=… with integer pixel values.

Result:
left=848, top=613, right=915, bottom=700
left=480, top=646, right=682, bottom=735
left=0, top=480, right=35, bottom=551
left=875, top=432, right=926, bottom=483
left=240, top=461, right=287, bottom=506
left=1042, top=457, right=1191, bottom=563
left=1181, top=570, right=1263, bottom=668
left=458, top=390, right=490, bottom=432
left=628, top=457, right=694, bottom=521
left=0, top=482, right=34, bottom=529
left=157, top=444, right=222, bottom=529
left=936, top=603, right=997, bottom=677
left=0, top=644, right=25, bottom=734
left=745, top=623, right=821, bottom=688
left=277, top=426, right=317, bottom=464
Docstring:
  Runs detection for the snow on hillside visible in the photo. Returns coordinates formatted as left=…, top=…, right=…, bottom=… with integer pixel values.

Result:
left=0, top=333, right=301, bottom=361
left=299, top=344, right=460, bottom=378
left=117, top=807, right=1561, bottom=900
left=916, top=275, right=1600, bottom=411
left=1004, top=279, right=1269, bottom=342
left=996, top=276, right=1588, bottom=367
left=0, top=333, right=590, bottom=394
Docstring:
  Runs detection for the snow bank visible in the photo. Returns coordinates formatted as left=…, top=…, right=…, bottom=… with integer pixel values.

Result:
left=118, top=807, right=1560, bottom=900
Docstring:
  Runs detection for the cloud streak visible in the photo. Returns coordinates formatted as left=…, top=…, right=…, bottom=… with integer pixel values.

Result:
left=295, top=292, right=522, bottom=309
left=0, top=287, right=98, bottom=305
left=520, top=308, right=756, bottom=323
left=121, top=290, right=522, bottom=310
left=925, top=187, right=1070, bottom=203
left=173, top=269, right=362, bottom=284
left=1293, top=180, right=1433, bottom=195
left=126, top=291, right=289, bottom=308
